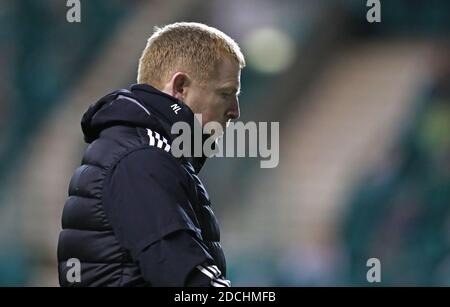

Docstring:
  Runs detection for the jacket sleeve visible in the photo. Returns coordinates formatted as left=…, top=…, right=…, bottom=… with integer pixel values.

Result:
left=102, top=147, right=229, bottom=286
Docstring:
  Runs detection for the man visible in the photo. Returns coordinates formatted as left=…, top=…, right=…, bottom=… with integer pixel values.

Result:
left=57, top=22, right=245, bottom=286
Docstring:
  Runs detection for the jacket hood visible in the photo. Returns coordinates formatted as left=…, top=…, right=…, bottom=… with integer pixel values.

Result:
left=82, top=84, right=194, bottom=142
left=81, top=84, right=206, bottom=172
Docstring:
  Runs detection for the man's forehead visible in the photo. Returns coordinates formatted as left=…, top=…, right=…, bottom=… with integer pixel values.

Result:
left=214, top=56, right=240, bottom=77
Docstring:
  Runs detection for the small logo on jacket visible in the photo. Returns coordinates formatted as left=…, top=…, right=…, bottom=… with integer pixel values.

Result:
left=171, top=103, right=182, bottom=114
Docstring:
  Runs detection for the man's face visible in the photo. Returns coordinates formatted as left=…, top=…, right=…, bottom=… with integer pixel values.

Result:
left=183, top=57, right=241, bottom=129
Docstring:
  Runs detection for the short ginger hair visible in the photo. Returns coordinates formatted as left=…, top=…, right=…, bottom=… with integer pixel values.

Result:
left=137, top=22, right=245, bottom=89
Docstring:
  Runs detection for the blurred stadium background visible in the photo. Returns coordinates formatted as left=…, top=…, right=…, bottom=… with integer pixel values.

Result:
left=0, top=0, right=449, bottom=286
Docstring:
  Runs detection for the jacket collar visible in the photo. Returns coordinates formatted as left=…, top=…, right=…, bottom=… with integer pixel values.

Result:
left=130, top=83, right=207, bottom=173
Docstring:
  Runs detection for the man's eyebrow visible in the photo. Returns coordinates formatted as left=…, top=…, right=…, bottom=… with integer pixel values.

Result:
left=218, top=85, right=241, bottom=94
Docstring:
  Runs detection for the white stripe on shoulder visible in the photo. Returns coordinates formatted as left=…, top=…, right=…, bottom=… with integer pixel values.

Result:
left=154, top=131, right=164, bottom=149
left=147, top=129, right=155, bottom=146
left=147, top=129, right=171, bottom=152
left=164, top=143, right=171, bottom=152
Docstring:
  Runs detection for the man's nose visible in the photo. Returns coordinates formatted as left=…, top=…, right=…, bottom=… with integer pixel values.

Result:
left=227, top=99, right=240, bottom=120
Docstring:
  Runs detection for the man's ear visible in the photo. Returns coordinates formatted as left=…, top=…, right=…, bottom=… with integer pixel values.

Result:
left=162, top=72, right=190, bottom=101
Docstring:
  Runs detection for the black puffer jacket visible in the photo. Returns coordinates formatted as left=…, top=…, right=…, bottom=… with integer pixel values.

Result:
left=57, top=84, right=227, bottom=287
